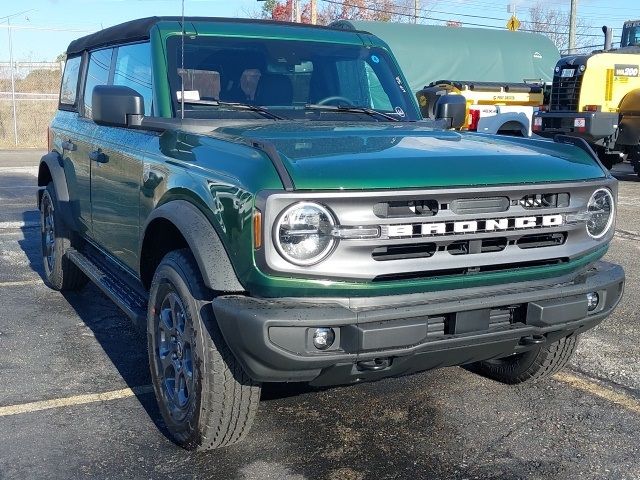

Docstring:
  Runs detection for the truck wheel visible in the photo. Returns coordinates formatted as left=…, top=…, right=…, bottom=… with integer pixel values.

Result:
left=628, top=146, right=640, bottom=174
left=40, top=183, right=87, bottom=291
left=147, top=249, right=261, bottom=450
left=594, top=146, right=620, bottom=170
left=466, top=334, right=578, bottom=384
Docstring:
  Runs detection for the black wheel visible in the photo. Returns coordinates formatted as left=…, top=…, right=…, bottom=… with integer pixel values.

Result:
left=40, top=182, right=87, bottom=291
left=466, top=334, right=578, bottom=384
left=147, top=249, right=261, bottom=450
left=628, top=146, right=640, bottom=174
left=594, top=146, right=620, bottom=170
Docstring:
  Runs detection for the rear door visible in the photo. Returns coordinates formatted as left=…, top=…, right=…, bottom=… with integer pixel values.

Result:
left=54, top=54, right=99, bottom=236
left=89, top=42, right=155, bottom=272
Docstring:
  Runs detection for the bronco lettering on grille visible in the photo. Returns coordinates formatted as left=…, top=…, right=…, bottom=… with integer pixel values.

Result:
left=387, top=214, right=564, bottom=238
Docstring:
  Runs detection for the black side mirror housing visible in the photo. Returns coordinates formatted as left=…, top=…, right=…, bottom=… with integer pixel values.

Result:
left=434, top=94, right=467, bottom=130
left=92, top=85, right=144, bottom=127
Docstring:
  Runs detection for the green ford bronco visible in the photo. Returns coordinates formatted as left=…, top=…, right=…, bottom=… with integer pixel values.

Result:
left=40, top=17, right=624, bottom=450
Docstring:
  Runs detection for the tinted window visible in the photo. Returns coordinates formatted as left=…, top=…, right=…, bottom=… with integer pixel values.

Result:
left=84, top=48, right=113, bottom=118
left=60, top=56, right=82, bottom=106
left=165, top=36, right=418, bottom=121
left=113, top=43, right=153, bottom=115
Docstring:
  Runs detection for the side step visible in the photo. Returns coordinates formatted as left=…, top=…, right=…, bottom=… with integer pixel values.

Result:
left=66, top=248, right=148, bottom=331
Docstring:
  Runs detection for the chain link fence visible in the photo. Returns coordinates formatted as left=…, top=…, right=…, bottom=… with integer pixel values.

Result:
left=0, top=61, right=62, bottom=149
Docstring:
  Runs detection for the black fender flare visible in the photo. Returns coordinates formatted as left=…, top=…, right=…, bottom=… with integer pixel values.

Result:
left=141, top=200, right=245, bottom=292
left=38, top=151, right=76, bottom=229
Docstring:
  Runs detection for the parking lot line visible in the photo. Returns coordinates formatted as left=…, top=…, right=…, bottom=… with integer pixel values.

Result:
left=0, top=386, right=154, bottom=418
left=554, top=372, right=640, bottom=414
left=0, top=279, right=43, bottom=287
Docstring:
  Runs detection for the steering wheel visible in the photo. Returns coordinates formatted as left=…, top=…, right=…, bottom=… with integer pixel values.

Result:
left=317, top=96, right=354, bottom=106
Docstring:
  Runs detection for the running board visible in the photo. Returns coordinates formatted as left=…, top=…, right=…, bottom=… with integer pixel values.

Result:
left=66, top=248, right=148, bottom=331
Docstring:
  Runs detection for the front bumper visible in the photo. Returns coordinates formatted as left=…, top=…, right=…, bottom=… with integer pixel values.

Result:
left=533, top=111, right=618, bottom=143
left=213, top=261, right=624, bottom=386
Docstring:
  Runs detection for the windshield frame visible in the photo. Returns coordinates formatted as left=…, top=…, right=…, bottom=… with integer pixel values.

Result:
left=164, top=34, right=421, bottom=122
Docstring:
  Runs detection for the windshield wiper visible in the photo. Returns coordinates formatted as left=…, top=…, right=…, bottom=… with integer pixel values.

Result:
left=179, top=99, right=286, bottom=120
left=305, top=104, right=399, bottom=122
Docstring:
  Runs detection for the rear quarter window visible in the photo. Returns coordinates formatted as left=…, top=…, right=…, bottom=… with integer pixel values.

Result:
left=59, top=56, right=82, bottom=108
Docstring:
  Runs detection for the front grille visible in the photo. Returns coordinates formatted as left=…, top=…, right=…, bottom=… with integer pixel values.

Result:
left=517, top=232, right=567, bottom=249
left=372, top=258, right=568, bottom=282
left=520, top=193, right=569, bottom=209
left=261, top=180, right=613, bottom=282
left=372, top=243, right=436, bottom=261
left=550, top=68, right=584, bottom=111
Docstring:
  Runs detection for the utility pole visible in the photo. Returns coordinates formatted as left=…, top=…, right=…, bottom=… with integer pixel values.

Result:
left=7, top=18, right=18, bottom=147
left=310, top=0, right=317, bottom=24
left=569, top=0, right=577, bottom=54
left=414, top=0, right=419, bottom=24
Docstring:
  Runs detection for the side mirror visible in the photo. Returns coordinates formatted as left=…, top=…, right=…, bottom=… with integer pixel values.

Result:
left=92, top=85, right=144, bottom=127
left=434, top=94, right=467, bottom=130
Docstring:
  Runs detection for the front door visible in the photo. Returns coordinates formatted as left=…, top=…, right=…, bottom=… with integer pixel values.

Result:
left=89, top=130, right=154, bottom=272
left=88, top=42, right=155, bottom=272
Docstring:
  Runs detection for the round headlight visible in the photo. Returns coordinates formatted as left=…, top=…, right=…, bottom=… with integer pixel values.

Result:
left=586, top=188, right=614, bottom=239
left=555, top=66, right=560, bottom=73
left=275, top=202, right=336, bottom=265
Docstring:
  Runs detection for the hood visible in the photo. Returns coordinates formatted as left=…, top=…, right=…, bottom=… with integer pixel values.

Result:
left=213, top=122, right=606, bottom=190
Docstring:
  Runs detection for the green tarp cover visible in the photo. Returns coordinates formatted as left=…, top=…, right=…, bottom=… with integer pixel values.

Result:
left=334, top=21, right=560, bottom=93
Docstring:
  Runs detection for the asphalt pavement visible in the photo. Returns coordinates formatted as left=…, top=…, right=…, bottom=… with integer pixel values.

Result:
left=0, top=149, right=638, bottom=480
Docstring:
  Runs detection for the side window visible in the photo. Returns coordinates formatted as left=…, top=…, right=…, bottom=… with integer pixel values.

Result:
left=113, top=43, right=153, bottom=115
left=60, top=56, right=82, bottom=107
left=84, top=48, right=113, bottom=118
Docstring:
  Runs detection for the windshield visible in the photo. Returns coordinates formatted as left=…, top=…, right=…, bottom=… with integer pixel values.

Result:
left=166, top=36, right=419, bottom=121
left=621, top=22, right=640, bottom=47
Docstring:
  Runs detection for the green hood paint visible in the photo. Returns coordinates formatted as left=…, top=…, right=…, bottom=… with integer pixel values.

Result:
left=213, top=122, right=606, bottom=190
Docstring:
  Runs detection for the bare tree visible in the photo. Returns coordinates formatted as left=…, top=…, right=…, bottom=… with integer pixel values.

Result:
left=522, top=2, right=595, bottom=54
left=254, top=0, right=417, bottom=25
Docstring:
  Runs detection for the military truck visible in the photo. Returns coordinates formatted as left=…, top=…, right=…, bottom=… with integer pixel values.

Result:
left=333, top=20, right=560, bottom=136
left=40, top=17, right=623, bottom=450
left=533, top=19, right=640, bottom=172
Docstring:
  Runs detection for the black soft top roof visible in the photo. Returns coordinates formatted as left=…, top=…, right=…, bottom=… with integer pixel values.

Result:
left=66, top=16, right=368, bottom=56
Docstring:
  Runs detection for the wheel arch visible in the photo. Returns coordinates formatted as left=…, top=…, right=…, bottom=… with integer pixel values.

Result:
left=617, top=89, right=640, bottom=146
left=139, top=200, right=244, bottom=293
left=38, top=151, right=76, bottom=229
left=496, top=120, right=527, bottom=137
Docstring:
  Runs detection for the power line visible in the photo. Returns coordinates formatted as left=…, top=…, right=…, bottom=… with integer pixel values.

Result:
left=319, top=0, right=605, bottom=37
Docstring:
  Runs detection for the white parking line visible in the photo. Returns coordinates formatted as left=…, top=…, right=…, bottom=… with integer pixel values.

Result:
left=0, top=386, right=154, bottom=417
left=0, top=221, right=39, bottom=230
left=0, top=167, right=38, bottom=176
left=0, top=279, right=42, bottom=287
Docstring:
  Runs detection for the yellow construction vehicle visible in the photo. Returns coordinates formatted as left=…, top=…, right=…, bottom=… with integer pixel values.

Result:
left=416, top=80, right=546, bottom=136
left=534, top=20, right=640, bottom=172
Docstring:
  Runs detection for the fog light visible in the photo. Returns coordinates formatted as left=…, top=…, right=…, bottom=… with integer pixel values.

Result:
left=312, top=328, right=335, bottom=350
left=586, top=292, right=600, bottom=311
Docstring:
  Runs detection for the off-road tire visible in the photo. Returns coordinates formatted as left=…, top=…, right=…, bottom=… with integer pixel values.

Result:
left=40, top=182, right=87, bottom=291
left=466, top=334, right=579, bottom=385
left=147, top=249, right=261, bottom=451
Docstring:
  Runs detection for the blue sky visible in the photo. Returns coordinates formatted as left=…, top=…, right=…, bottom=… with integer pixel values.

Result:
left=3, top=0, right=640, bottom=61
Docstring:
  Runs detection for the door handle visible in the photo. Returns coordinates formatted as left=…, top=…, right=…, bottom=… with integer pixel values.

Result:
left=89, top=149, right=108, bottom=164
left=61, top=140, right=77, bottom=152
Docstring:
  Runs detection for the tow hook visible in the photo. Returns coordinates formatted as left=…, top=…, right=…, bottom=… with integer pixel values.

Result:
left=357, top=358, right=391, bottom=371
left=519, top=334, right=546, bottom=346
